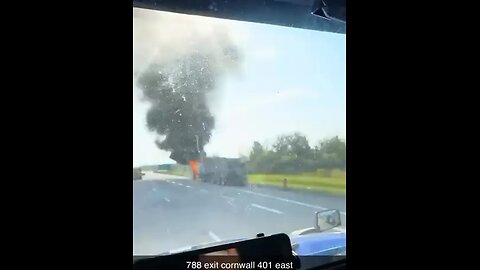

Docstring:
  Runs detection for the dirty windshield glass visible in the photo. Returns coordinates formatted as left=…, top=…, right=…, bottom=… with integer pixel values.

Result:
left=133, top=7, right=346, bottom=255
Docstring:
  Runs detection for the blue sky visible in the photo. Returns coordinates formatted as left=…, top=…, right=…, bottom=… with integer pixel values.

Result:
left=133, top=10, right=345, bottom=166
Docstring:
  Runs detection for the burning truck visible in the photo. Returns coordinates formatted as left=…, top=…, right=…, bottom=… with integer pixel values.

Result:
left=197, top=157, right=248, bottom=186
left=177, top=152, right=248, bottom=186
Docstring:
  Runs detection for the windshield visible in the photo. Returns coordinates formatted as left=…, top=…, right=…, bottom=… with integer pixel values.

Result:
left=133, top=7, right=346, bottom=256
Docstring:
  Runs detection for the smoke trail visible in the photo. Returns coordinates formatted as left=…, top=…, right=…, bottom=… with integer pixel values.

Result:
left=134, top=8, right=241, bottom=164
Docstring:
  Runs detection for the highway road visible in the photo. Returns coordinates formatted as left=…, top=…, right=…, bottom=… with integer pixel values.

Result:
left=133, top=172, right=346, bottom=255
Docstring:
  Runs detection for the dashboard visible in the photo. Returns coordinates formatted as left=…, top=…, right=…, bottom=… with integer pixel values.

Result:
left=133, top=233, right=345, bottom=270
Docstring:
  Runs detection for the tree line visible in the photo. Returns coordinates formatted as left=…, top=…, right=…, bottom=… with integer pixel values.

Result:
left=247, top=133, right=346, bottom=174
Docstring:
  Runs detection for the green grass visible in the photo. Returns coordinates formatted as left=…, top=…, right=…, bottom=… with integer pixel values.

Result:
left=163, top=165, right=192, bottom=178
left=248, top=169, right=345, bottom=195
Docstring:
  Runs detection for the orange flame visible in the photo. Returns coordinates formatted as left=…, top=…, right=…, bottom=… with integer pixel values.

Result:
left=189, top=160, right=199, bottom=180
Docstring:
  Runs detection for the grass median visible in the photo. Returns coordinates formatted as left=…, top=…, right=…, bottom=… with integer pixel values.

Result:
left=163, top=165, right=192, bottom=177
left=248, top=169, right=346, bottom=195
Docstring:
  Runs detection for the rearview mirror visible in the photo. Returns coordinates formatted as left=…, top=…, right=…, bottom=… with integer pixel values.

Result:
left=315, top=209, right=341, bottom=231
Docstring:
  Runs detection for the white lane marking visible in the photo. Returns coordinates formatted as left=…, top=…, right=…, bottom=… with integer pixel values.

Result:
left=251, top=203, right=283, bottom=214
left=222, top=195, right=235, bottom=206
left=177, top=183, right=183, bottom=186
left=242, top=190, right=346, bottom=216
left=242, top=190, right=326, bottom=209
left=185, top=185, right=191, bottom=188
left=171, top=181, right=176, bottom=184
left=164, top=197, right=170, bottom=203
left=208, top=231, right=221, bottom=242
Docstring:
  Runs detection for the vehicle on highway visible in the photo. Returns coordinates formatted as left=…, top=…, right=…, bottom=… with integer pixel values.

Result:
left=198, top=157, right=248, bottom=186
left=133, top=167, right=143, bottom=180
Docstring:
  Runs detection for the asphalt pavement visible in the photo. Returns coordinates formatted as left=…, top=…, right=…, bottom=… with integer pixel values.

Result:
left=133, top=172, right=346, bottom=255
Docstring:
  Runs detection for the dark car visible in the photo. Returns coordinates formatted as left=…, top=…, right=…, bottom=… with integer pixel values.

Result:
left=133, top=168, right=143, bottom=180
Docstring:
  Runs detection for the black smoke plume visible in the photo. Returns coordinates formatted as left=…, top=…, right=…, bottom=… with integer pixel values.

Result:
left=135, top=9, right=241, bottom=164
